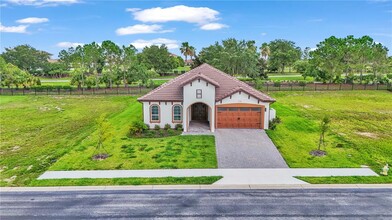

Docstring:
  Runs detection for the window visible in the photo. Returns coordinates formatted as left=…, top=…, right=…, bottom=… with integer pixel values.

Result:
left=240, top=107, right=250, bottom=111
left=196, top=89, right=202, bottom=99
left=229, top=107, right=238, bottom=111
left=251, top=108, right=261, bottom=112
left=150, top=105, right=160, bottom=122
left=218, top=107, right=228, bottom=111
left=173, top=105, right=182, bottom=122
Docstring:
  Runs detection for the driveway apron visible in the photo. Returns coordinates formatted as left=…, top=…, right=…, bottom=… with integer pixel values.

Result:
left=214, top=129, right=289, bottom=168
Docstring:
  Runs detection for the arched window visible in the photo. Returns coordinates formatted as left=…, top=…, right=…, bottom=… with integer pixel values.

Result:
left=150, top=105, right=160, bottom=122
left=172, top=105, right=182, bottom=122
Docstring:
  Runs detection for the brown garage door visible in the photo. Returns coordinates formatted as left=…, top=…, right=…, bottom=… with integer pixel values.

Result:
left=217, top=106, right=264, bottom=129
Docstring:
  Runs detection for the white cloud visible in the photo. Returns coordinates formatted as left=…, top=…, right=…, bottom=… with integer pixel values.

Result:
left=200, top=23, right=228, bottom=30
left=16, top=17, right=49, bottom=24
left=7, top=0, right=80, bottom=6
left=56, top=41, right=84, bottom=48
left=126, top=8, right=141, bottom=12
left=0, top=3, right=7, bottom=7
left=261, top=32, right=267, bottom=36
left=130, top=5, right=220, bottom=24
left=0, top=22, right=28, bottom=33
left=130, top=38, right=179, bottom=49
left=116, top=24, right=174, bottom=35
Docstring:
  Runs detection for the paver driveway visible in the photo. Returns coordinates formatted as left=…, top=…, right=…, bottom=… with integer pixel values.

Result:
left=214, top=129, right=289, bottom=168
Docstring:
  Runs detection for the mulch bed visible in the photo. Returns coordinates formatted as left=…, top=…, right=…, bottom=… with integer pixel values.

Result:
left=310, top=150, right=327, bottom=157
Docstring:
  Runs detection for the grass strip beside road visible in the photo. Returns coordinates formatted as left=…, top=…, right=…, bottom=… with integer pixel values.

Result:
left=29, top=176, right=222, bottom=186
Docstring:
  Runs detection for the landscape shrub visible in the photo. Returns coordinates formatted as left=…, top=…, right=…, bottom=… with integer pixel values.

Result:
left=269, top=117, right=281, bottom=130
left=175, top=124, right=183, bottom=131
left=254, top=78, right=264, bottom=90
left=129, top=120, right=148, bottom=135
left=164, top=124, right=171, bottom=130
left=167, top=129, right=175, bottom=136
left=154, top=125, right=161, bottom=130
left=273, top=81, right=281, bottom=87
left=31, top=85, right=72, bottom=90
left=146, top=80, right=155, bottom=88
left=239, top=78, right=253, bottom=82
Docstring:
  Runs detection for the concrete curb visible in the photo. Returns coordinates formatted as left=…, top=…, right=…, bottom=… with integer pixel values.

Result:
left=1, top=184, right=391, bottom=192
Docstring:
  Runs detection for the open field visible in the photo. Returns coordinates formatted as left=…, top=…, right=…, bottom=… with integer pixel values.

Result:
left=0, top=96, right=217, bottom=187
left=268, top=90, right=392, bottom=183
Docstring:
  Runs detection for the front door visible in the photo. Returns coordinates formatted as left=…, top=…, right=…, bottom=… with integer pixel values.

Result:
left=192, top=103, right=208, bottom=121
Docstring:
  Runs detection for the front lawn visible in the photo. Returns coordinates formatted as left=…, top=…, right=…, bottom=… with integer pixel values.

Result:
left=51, top=135, right=217, bottom=170
left=0, top=95, right=217, bottom=187
left=268, top=91, right=392, bottom=183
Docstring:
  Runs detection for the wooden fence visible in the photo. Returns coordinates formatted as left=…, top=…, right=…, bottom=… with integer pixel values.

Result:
left=252, top=82, right=392, bottom=92
left=0, top=82, right=390, bottom=96
left=0, top=86, right=153, bottom=96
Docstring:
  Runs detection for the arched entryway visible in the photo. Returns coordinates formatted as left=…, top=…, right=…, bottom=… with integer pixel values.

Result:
left=191, top=103, right=208, bottom=121
left=186, top=102, right=211, bottom=132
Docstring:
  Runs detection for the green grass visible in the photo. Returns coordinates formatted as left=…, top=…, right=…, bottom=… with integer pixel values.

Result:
left=51, top=135, right=217, bottom=170
left=0, top=95, right=217, bottom=186
left=173, top=66, right=191, bottom=72
left=153, top=79, right=170, bottom=86
left=267, top=90, right=392, bottom=183
left=29, top=176, right=222, bottom=186
left=268, top=75, right=314, bottom=82
left=296, top=176, right=391, bottom=184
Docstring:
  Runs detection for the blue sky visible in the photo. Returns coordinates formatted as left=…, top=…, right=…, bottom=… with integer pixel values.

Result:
left=1, top=0, right=391, bottom=58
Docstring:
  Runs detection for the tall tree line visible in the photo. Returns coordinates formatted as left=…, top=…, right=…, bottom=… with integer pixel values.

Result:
left=308, top=35, right=389, bottom=83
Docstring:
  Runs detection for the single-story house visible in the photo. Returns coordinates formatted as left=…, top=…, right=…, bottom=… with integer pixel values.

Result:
left=138, top=63, right=276, bottom=132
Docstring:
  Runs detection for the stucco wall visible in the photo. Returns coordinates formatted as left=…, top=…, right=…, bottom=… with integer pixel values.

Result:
left=217, top=91, right=271, bottom=129
left=142, top=101, right=183, bottom=128
left=183, top=79, right=216, bottom=132
left=141, top=85, right=272, bottom=130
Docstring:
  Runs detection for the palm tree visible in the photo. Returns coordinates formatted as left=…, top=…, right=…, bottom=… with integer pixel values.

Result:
left=189, top=46, right=196, bottom=60
left=260, top=43, right=270, bottom=60
left=180, top=42, right=190, bottom=61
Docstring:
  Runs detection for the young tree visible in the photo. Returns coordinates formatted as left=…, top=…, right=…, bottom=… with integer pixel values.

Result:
left=93, top=114, right=113, bottom=160
left=318, top=116, right=330, bottom=151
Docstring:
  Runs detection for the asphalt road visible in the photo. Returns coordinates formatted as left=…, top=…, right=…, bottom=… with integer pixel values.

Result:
left=1, top=188, right=392, bottom=219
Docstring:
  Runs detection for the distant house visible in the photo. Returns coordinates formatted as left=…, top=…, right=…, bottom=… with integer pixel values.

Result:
left=138, top=63, right=276, bottom=132
left=184, top=59, right=193, bottom=66
left=169, top=53, right=179, bottom=57
left=48, top=59, right=59, bottom=63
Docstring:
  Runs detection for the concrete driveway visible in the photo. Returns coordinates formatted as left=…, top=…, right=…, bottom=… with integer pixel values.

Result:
left=214, top=129, right=289, bottom=168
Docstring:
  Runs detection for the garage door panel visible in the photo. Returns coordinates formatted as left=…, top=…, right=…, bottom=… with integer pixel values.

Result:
left=217, top=106, right=263, bottom=129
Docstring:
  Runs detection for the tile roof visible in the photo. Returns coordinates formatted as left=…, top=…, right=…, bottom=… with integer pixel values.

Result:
left=179, top=72, right=220, bottom=88
left=137, top=63, right=275, bottom=103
